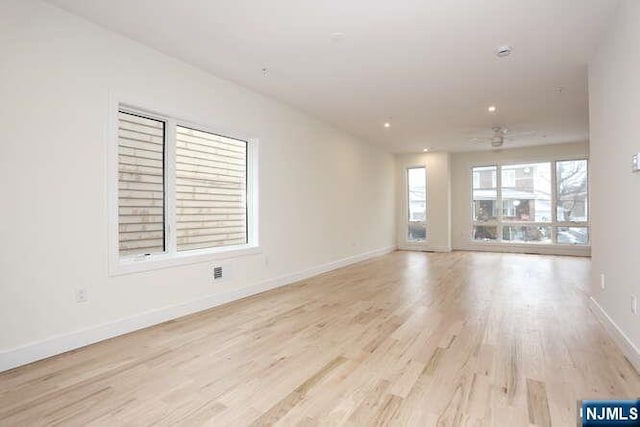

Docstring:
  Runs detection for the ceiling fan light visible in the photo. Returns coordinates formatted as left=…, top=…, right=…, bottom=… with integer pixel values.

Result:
left=496, top=45, right=512, bottom=58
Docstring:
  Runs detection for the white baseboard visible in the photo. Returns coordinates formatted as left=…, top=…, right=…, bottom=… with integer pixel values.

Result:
left=454, top=242, right=590, bottom=257
left=589, top=297, right=640, bottom=374
left=0, top=245, right=396, bottom=373
left=397, top=244, right=452, bottom=252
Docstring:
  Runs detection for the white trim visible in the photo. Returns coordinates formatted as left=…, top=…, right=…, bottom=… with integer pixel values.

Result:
left=550, top=158, right=558, bottom=243
left=0, top=245, right=396, bottom=373
left=114, top=245, right=263, bottom=275
left=247, top=138, right=259, bottom=248
left=457, top=152, right=589, bottom=169
left=589, top=297, right=640, bottom=374
left=455, top=242, right=590, bottom=257
left=398, top=243, right=451, bottom=252
left=400, top=164, right=428, bottom=248
left=166, top=118, right=177, bottom=253
left=106, top=93, right=120, bottom=277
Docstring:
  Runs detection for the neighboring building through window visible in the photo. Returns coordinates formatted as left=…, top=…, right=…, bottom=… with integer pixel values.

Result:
left=114, top=107, right=255, bottom=271
left=175, top=125, right=248, bottom=251
left=556, top=160, right=589, bottom=244
left=502, top=169, right=516, bottom=188
left=471, top=160, right=588, bottom=245
left=118, top=111, right=166, bottom=256
left=472, top=166, right=498, bottom=242
left=407, top=167, right=426, bottom=242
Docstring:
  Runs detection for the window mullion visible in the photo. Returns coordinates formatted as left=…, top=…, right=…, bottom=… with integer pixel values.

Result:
left=551, top=160, right=558, bottom=243
left=496, top=165, right=503, bottom=242
left=165, top=119, right=177, bottom=255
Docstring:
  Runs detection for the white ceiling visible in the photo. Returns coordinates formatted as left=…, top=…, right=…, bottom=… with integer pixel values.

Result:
left=48, top=0, right=617, bottom=152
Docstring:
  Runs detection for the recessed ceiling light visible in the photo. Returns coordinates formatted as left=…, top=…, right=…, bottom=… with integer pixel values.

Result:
left=488, top=105, right=497, bottom=113
left=384, top=122, right=391, bottom=128
left=331, top=32, right=345, bottom=42
left=495, top=45, right=512, bottom=58
left=423, top=148, right=430, bottom=152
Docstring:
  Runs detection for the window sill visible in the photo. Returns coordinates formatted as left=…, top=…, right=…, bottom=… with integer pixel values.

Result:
left=459, top=241, right=590, bottom=256
left=398, top=241, right=452, bottom=252
left=109, top=244, right=262, bottom=276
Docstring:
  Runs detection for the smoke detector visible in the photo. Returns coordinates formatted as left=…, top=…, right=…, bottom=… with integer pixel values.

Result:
left=496, top=45, right=512, bottom=58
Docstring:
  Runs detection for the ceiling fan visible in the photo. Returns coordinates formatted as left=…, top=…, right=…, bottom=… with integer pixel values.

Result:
left=468, top=126, right=536, bottom=148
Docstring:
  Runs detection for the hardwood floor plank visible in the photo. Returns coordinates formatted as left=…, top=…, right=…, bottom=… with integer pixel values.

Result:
left=0, top=251, right=638, bottom=426
left=526, top=378, right=551, bottom=427
left=249, top=356, right=347, bottom=426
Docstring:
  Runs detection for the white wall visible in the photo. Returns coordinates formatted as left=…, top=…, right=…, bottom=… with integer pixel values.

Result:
left=395, top=152, right=451, bottom=251
left=589, top=0, right=640, bottom=369
left=450, top=142, right=590, bottom=256
left=0, top=0, right=395, bottom=370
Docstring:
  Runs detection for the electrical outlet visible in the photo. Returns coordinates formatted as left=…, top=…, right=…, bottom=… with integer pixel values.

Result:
left=632, top=295, right=637, bottom=315
left=75, top=288, right=88, bottom=303
left=600, top=273, right=605, bottom=290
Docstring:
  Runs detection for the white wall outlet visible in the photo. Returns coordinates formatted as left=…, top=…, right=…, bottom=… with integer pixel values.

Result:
left=600, top=273, right=606, bottom=290
left=75, top=288, right=88, bottom=303
left=632, top=295, right=637, bottom=315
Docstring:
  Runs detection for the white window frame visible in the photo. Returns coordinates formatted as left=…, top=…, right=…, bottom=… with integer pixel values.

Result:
left=472, top=171, right=480, bottom=189
left=470, top=158, right=589, bottom=247
left=404, top=165, right=428, bottom=244
left=108, top=103, right=260, bottom=276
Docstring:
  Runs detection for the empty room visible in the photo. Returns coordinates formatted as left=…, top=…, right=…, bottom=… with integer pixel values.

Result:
left=1, top=0, right=639, bottom=425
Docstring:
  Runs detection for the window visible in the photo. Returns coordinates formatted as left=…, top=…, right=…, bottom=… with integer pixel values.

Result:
left=472, top=166, right=497, bottom=222
left=471, top=160, right=588, bottom=245
left=557, top=160, right=588, bottom=222
left=473, top=225, right=498, bottom=242
left=175, top=126, right=248, bottom=251
left=113, top=107, right=256, bottom=272
left=502, top=225, right=552, bottom=243
left=118, top=111, right=166, bottom=256
left=501, top=163, right=551, bottom=222
left=502, top=169, right=516, bottom=187
left=407, top=167, right=426, bottom=241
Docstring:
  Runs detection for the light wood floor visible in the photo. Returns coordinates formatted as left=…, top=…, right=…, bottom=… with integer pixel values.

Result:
left=1, top=251, right=638, bottom=426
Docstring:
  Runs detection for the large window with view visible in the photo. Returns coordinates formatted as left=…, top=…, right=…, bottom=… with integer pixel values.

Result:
left=407, top=167, right=426, bottom=242
left=113, top=107, right=255, bottom=272
left=472, top=159, right=588, bottom=245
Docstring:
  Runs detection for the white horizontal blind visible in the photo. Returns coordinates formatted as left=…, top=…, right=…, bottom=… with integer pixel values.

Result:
left=175, top=126, right=248, bottom=251
left=118, top=111, right=166, bottom=256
